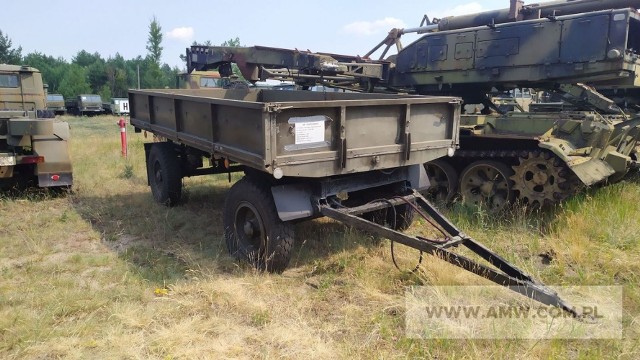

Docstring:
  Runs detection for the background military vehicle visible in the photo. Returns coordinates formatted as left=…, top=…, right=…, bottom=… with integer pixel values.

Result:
left=0, top=64, right=73, bottom=189
left=102, top=97, right=129, bottom=116
left=65, top=94, right=104, bottom=116
left=186, top=0, right=640, bottom=210
left=176, top=70, right=223, bottom=89
left=46, top=94, right=67, bottom=115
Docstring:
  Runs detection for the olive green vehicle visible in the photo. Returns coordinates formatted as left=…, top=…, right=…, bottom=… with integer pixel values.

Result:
left=46, top=94, right=67, bottom=115
left=65, top=94, right=104, bottom=116
left=187, top=0, right=640, bottom=210
left=176, top=70, right=251, bottom=90
left=128, top=87, right=581, bottom=314
left=102, top=98, right=130, bottom=116
left=0, top=64, right=73, bottom=189
left=176, top=70, right=223, bottom=89
left=390, top=0, right=640, bottom=209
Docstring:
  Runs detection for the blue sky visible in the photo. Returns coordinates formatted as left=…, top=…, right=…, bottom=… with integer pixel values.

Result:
left=3, top=1, right=553, bottom=69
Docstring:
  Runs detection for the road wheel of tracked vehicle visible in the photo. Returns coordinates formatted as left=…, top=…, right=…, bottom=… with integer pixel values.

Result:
left=459, top=160, right=514, bottom=212
left=423, top=159, right=458, bottom=203
left=148, top=142, right=182, bottom=206
left=223, top=177, right=294, bottom=273
left=510, top=151, right=569, bottom=208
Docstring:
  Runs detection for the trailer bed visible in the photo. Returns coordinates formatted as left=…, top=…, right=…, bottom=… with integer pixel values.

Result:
left=129, top=88, right=460, bottom=178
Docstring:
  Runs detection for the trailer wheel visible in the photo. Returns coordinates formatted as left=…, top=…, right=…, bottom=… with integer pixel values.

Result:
left=148, top=142, right=182, bottom=206
left=388, top=203, right=415, bottom=231
left=362, top=203, right=415, bottom=231
left=224, top=177, right=294, bottom=272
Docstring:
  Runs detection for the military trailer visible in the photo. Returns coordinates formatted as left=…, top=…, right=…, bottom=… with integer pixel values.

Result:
left=46, top=94, right=66, bottom=115
left=186, top=0, right=640, bottom=210
left=128, top=87, right=578, bottom=315
left=65, top=94, right=104, bottom=116
left=0, top=64, right=73, bottom=189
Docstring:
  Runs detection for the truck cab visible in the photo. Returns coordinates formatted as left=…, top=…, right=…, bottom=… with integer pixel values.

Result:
left=176, top=70, right=223, bottom=89
left=46, top=94, right=66, bottom=115
left=0, top=64, right=73, bottom=189
left=66, top=94, right=103, bottom=116
left=103, top=97, right=130, bottom=115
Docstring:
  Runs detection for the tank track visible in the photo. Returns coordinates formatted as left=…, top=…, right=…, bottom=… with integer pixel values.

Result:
left=448, top=148, right=580, bottom=208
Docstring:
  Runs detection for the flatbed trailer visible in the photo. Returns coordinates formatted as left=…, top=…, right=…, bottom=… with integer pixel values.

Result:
left=129, top=88, right=577, bottom=315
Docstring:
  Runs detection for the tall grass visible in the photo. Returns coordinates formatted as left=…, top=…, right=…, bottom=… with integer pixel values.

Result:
left=0, top=115, right=638, bottom=358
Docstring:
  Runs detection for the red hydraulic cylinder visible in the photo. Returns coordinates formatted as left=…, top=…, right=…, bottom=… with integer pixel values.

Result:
left=118, top=117, right=127, bottom=157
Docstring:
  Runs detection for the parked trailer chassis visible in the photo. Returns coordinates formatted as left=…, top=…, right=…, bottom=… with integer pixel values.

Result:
left=131, top=88, right=577, bottom=316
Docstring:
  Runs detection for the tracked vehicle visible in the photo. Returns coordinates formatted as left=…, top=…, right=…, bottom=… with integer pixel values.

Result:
left=187, top=0, right=640, bottom=209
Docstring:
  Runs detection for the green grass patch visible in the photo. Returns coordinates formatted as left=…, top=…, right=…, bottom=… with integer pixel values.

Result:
left=1, top=116, right=638, bottom=358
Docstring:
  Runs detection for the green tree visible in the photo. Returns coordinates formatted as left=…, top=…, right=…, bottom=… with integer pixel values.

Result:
left=146, top=16, right=163, bottom=65
left=87, top=60, right=107, bottom=93
left=105, top=54, right=129, bottom=97
left=58, top=64, right=91, bottom=99
left=23, top=52, right=67, bottom=92
left=0, top=29, right=22, bottom=64
left=221, top=37, right=241, bottom=47
left=72, top=50, right=100, bottom=67
left=98, top=84, right=112, bottom=102
left=143, top=17, right=165, bottom=88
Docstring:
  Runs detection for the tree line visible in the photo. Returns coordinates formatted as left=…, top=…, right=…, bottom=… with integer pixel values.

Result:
left=0, top=18, right=241, bottom=101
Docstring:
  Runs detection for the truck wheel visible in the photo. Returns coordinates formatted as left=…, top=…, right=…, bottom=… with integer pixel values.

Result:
left=147, top=142, right=182, bottom=206
left=223, top=177, right=294, bottom=272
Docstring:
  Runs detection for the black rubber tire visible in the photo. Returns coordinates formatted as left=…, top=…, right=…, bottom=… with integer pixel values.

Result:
left=388, top=203, right=415, bottom=231
left=223, top=177, right=294, bottom=273
left=362, top=202, right=415, bottom=232
left=147, top=142, right=182, bottom=206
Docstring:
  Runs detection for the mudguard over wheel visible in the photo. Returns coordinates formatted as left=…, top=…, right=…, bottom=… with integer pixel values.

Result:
left=147, top=142, right=182, bottom=206
left=223, top=177, right=294, bottom=272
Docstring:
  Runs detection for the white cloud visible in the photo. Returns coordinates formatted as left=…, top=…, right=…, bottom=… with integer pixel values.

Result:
left=343, top=17, right=406, bottom=36
left=166, top=27, right=194, bottom=43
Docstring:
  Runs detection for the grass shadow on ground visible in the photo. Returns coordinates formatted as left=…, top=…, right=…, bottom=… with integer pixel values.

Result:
left=69, top=182, right=386, bottom=284
left=0, top=186, right=71, bottom=202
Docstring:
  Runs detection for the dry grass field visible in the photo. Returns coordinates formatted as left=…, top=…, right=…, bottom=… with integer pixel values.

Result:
left=1, top=115, right=639, bottom=359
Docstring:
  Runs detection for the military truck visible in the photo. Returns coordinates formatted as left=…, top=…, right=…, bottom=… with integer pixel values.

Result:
left=0, top=64, right=73, bottom=189
left=65, top=94, right=104, bottom=116
left=186, top=0, right=640, bottom=210
left=102, top=97, right=130, bottom=116
left=46, top=94, right=66, bottom=115
left=176, top=70, right=223, bottom=89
